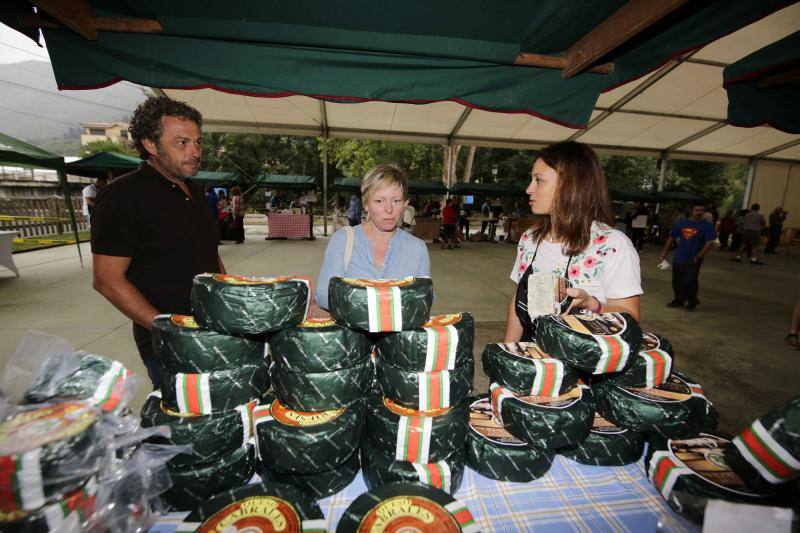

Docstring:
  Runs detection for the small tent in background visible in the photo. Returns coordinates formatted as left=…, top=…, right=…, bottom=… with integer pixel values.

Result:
left=0, top=132, right=83, bottom=266
left=65, top=152, right=142, bottom=179
left=188, top=171, right=242, bottom=188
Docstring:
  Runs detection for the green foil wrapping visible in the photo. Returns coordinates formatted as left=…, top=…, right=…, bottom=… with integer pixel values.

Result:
left=724, top=394, right=800, bottom=492
left=558, top=412, right=645, bottom=466
left=164, top=444, right=256, bottom=511
left=593, top=371, right=718, bottom=439
left=366, top=390, right=468, bottom=463
left=361, top=439, right=465, bottom=495
left=0, top=476, right=98, bottom=532
left=151, top=314, right=265, bottom=373
left=139, top=391, right=251, bottom=468
left=175, top=482, right=324, bottom=531
left=489, top=382, right=594, bottom=449
left=269, top=318, right=372, bottom=373
left=160, top=362, right=269, bottom=416
left=254, top=394, right=364, bottom=474
left=376, top=358, right=473, bottom=411
left=374, top=313, right=474, bottom=371
left=481, top=342, right=579, bottom=396
left=191, top=273, right=310, bottom=336
left=270, top=357, right=372, bottom=411
left=0, top=402, right=106, bottom=514
left=259, top=451, right=360, bottom=501
left=466, top=396, right=554, bottom=482
left=646, top=433, right=776, bottom=525
left=328, top=277, right=433, bottom=333
left=603, top=331, right=675, bottom=388
left=336, top=482, right=475, bottom=533
left=535, top=312, right=643, bottom=374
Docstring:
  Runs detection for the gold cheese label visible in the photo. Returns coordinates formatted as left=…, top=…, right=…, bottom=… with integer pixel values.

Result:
left=271, top=399, right=344, bottom=426
left=198, top=496, right=301, bottom=533
left=358, top=496, right=460, bottom=533
left=642, top=332, right=661, bottom=351
left=170, top=314, right=200, bottom=329
left=498, top=342, right=551, bottom=360
left=300, top=317, right=337, bottom=328
left=342, top=277, right=414, bottom=288
left=556, top=311, right=626, bottom=336
left=516, top=383, right=582, bottom=408
left=0, top=402, right=97, bottom=455
left=383, top=397, right=451, bottom=418
left=590, top=412, right=627, bottom=435
left=212, top=273, right=298, bottom=285
left=423, top=314, right=462, bottom=327
left=624, top=375, right=691, bottom=403
left=469, top=398, right=526, bottom=446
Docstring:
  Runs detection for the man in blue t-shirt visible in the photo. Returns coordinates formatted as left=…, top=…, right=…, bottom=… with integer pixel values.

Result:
left=660, top=204, right=716, bottom=311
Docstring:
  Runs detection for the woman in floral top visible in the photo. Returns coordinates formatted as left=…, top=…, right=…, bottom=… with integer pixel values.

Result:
left=505, top=142, right=642, bottom=342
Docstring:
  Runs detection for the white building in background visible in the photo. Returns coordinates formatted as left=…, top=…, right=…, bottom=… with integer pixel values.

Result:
left=80, top=122, right=130, bottom=147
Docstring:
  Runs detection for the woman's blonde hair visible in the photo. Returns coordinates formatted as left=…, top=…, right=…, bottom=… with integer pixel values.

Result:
left=361, top=164, right=408, bottom=204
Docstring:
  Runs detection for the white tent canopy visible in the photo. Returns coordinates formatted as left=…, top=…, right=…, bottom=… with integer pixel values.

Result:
left=161, top=2, right=800, bottom=225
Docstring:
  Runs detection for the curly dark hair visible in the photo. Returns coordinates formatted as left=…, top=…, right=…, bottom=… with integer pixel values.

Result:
left=129, top=96, right=203, bottom=159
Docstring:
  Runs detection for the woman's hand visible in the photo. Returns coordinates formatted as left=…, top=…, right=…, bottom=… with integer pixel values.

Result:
left=565, top=287, right=600, bottom=314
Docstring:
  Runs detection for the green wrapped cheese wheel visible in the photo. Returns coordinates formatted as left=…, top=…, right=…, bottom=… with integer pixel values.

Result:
left=647, top=433, right=776, bottom=525
left=535, top=311, right=643, bottom=374
left=725, top=394, right=800, bottom=492
left=481, top=342, right=579, bottom=396
left=270, top=357, right=372, bottom=411
left=175, top=482, right=324, bottom=533
left=366, top=390, right=468, bottom=463
left=361, top=439, right=466, bottom=495
left=164, top=444, right=256, bottom=511
left=593, top=371, right=718, bottom=439
left=269, top=317, right=372, bottom=373
left=376, top=359, right=473, bottom=411
left=374, top=313, right=474, bottom=371
left=253, top=394, right=364, bottom=474
left=23, top=352, right=135, bottom=414
left=160, top=362, right=269, bottom=416
left=337, top=481, right=478, bottom=533
left=559, top=412, right=645, bottom=466
left=152, top=314, right=265, bottom=373
left=259, top=451, right=360, bottom=501
left=329, top=277, right=433, bottom=332
left=0, top=402, right=105, bottom=513
left=489, top=382, right=594, bottom=449
left=466, top=396, right=554, bottom=482
left=192, top=273, right=310, bottom=335
left=605, top=332, right=674, bottom=388
left=140, top=391, right=254, bottom=468
left=0, top=476, right=97, bottom=533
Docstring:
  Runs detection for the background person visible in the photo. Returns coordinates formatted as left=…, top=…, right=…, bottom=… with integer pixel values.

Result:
left=315, top=165, right=430, bottom=310
left=348, top=193, right=363, bottom=226
left=504, top=141, right=642, bottom=342
left=766, top=206, right=787, bottom=254
left=734, top=203, right=765, bottom=265
left=229, top=185, right=245, bottom=244
left=660, top=204, right=716, bottom=311
left=441, top=197, right=457, bottom=249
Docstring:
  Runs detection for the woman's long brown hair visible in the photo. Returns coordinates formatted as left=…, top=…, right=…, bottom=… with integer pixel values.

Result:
left=531, top=141, right=614, bottom=256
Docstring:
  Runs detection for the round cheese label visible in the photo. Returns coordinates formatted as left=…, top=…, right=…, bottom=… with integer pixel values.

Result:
left=0, top=402, right=97, bottom=455
left=623, top=374, right=691, bottom=403
left=667, top=434, right=766, bottom=497
left=641, top=332, right=661, bottom=351
left=357, top=496, right=460, bottom=533
left=589, top=412, right=627, bottom=435
left=212, top=274, right=297, bottom=285
left=270, top=399, right=344, bottom=427
left=424, top=314, right=462, bottom=327
left=170, top=314, right=200, bottom=329
left=342, top=277, right=414, bottom=288
left=498, top=342, right=551, bottom=361
left=198, top=495, right=302, bottom=533
left=555, top=311, right=627, bottom=336
left=469, top=398, right=526, bottom=446
left=300, top=317, right=337, bottom=328
left=517, top=383, right=582, bottom=409
left=384, top=397, right=451, bottom=418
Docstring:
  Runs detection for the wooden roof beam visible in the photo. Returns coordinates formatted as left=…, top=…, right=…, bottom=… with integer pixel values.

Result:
left=31, top=0, right=98, bottom=40
left=18, top=9, right=162, bottom=37
left=514, top=53, right=613, bottom=75
left=563, top=0, right=690, bottom=79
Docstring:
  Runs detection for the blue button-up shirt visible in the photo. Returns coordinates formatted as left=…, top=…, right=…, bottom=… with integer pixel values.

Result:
left=315, top=225, right=430, bottom=309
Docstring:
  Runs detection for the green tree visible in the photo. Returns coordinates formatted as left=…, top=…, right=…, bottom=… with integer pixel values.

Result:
left=78, top=139, right=138, bottom=157
left=599, top=155, right=660, bottom=191
left=322, top=138, right=443, bottom=180
left=666, top=160, right=748, bottom=211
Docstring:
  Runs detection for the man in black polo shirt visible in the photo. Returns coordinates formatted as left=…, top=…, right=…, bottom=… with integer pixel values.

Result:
left=91, top=96, right=223, bottom=388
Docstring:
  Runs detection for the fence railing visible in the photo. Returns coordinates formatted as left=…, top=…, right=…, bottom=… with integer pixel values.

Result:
left=0, top=197, right=89, bottom=238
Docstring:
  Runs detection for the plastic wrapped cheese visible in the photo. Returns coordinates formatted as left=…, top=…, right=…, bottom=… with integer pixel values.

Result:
left=481, top=342, right=578, bottom=396
left=329, top=277, right=433, bottom=332
left=374, top=313, right=474, bottom=371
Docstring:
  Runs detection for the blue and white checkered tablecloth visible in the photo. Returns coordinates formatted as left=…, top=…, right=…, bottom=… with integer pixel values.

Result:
left=151, top=456, right=698, bottom=532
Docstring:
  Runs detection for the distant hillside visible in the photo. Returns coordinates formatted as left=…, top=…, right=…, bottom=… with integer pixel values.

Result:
left=0, top=61, right=149, bottom=155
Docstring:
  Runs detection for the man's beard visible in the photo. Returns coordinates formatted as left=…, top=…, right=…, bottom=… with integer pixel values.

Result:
left=154, top=148, right=199, bottom=180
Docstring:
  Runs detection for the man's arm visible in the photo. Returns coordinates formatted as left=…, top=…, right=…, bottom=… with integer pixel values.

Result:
left=92, top=254, right=159, bottom=330
left=694, top=241, right=713, bottom=262
left=660, top=236, right=675, bottom=262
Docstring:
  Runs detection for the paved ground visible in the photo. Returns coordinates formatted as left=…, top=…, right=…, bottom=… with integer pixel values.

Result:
left=1, top=221, right=797, bottom=435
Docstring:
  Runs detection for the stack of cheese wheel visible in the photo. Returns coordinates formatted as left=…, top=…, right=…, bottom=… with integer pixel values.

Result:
left=0, top=402, right=108, bottom=526
left=260, top=315, right=372, bottom=499
left=150, top=274, right=304, bottom=510
left=366, top=312, right=474, bottom=495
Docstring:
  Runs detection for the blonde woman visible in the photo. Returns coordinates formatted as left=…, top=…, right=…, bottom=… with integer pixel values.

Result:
left=315, top=165, right=430, bottom=310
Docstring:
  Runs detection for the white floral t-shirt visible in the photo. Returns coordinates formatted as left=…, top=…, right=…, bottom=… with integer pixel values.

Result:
left=510, top=222, right=642, bottom=303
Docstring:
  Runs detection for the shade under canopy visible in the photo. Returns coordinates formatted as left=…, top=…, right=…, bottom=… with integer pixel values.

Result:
left=65, top=151, right=142, bottom=179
